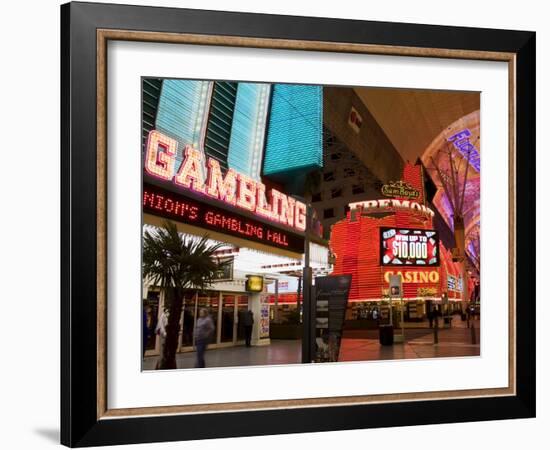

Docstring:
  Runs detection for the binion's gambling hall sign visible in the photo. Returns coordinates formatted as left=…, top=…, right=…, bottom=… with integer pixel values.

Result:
left=143, top=130, right=306, bottom=253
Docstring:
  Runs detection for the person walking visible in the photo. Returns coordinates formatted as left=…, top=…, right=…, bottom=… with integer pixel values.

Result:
left=154, top=308, right=169, bottom=369
left=142, top=306, right=150, bottom=358
left=427, top=308, right=434, bottom=328
left=194, top=308, right=215, bottom=368
left=242, top=309, right=254, bottom=347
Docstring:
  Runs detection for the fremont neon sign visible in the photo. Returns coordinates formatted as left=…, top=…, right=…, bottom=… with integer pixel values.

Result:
left=145, top=130, right=307, bottom=232
left=349, top=199, right=435, bottom=219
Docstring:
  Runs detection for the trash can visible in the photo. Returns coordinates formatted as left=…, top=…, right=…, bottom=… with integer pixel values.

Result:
left=379, top=324, right=394, bottom=346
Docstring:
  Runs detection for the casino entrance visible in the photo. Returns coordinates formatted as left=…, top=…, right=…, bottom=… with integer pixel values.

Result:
left=143, top=288, right=250, bottom=355
left=177, top=290, right=251, bottom=351
left=142, top=213, right=332, bottom=358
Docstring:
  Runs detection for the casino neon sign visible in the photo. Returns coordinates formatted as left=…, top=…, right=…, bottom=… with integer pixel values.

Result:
left=145, top=130, right=306, bottom=232
left=383, top=270, right=440, bottom=284
left=349, top=199, right=435, bottom=219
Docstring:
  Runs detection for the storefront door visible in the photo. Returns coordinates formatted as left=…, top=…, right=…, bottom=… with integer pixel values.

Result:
left=181, top=292, right=196, bottom=348
left=236, top=295, right=249, bottom=342
left=177, top=291, right=249, bottom=351
left=144, top=290, right=160, bottom=354
left=221, top=295, right=236, bottom=343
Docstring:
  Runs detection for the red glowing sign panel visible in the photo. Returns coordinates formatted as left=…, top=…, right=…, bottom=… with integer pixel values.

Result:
left=380, top=227, right=439, bottom=267
left=143, top=183, right=305, bottom=253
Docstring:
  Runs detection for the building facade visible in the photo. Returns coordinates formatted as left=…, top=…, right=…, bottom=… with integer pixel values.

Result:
left=142, top=78, right=329, bottom=357
left=142, top=79, right=479, bottom=358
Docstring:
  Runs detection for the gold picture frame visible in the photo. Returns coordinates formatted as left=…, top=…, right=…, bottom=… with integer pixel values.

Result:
left=62, top=2, right=534, bottom=446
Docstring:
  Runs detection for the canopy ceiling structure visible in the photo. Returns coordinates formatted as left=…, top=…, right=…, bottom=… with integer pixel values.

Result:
left=354, top=87, right=481, bottom=268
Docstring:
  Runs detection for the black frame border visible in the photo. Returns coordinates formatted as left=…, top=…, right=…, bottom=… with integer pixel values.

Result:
left=61, top=1, right=535, bottom=447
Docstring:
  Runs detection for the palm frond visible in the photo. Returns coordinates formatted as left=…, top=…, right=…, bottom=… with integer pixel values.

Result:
left=142, top=220, right=226, bottom=291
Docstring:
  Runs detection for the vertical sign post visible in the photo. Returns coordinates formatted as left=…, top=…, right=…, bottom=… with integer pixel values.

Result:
left=301, top=204, right=313, bottom=363
left=389, top=274, right=404, bottom=343
left=312, top=275, right=352, bottom=362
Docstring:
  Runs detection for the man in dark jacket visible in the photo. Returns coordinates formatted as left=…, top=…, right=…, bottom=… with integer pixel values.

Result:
left=242, top=310, right=254, bottom=347
left=194, top=308, right=215, bottom=368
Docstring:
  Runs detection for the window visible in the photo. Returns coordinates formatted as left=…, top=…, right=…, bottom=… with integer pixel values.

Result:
left=204, top=81, right=238, bottom=170
left=352, top=184, right=365, bottom=195
left=323, top=172, right=335, bottom=182
left=142, top=78, right=163, bottom=150
left=312, top=192, right=322, bottom=202
left=331, top=188, right=342, bottom=198
left=324, top=208, right=335, bottom=219
left=344, top=167, right=355, bottom=178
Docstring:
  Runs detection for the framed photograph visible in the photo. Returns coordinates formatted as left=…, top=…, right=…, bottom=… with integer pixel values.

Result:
left=61, top=1, right=535, bottom=447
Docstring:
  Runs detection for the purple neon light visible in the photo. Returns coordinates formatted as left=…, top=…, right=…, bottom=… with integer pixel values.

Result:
left=447, top=129, right=480, bottom=172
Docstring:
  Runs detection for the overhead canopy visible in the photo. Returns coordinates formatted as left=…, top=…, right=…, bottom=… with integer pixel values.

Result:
left=354, top=87, right=480, bottom=265
left=354, top=87, right=479, bottom=164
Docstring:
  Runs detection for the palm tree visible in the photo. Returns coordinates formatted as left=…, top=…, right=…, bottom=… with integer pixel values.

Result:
left=142, top=220, right=226, bottom=369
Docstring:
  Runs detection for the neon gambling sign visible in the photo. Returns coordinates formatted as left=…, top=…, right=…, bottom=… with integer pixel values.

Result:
left=143, top=183, right=304, bottom=253
left=145, top=130, right=307, bottom=232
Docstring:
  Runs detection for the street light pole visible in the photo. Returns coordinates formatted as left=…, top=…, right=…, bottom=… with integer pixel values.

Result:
left=301, top=203, right=313, bottom=363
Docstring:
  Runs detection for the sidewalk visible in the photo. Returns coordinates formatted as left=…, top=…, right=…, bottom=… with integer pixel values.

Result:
left=401, top=316, right=475, bottom=329
left=143, top=321, right=480, bottom=370
left=340, top=324, right=480, bottom=362
left=142, top=340, right=302, bottom=370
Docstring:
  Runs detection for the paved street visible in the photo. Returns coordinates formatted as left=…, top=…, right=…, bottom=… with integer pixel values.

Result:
left=339, top=325, right=480, bottom=362
left=143, top=319, right=480, bottom=370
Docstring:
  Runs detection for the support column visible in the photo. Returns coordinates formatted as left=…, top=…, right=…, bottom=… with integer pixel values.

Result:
left=216, top=291, right=222, bottom=345
left=274, top=279, right=279, bottom=323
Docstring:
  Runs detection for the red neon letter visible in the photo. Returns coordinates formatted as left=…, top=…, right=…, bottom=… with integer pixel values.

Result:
left=145, top=130, right=177, bottom=180
left=279, top=194, right=296, bottom=228
left=174, top=145, right=206, bottom=193
left=255, top=182, right=273, bottom=219
left=294, top=201, right=307, bottom=232
left=205, top=158, right=237, bottom=205
left=236, top=174, right=257, bottom=212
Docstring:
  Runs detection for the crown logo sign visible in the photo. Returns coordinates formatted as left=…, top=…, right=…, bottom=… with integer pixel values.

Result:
left=380, top=180, right=420, bottom=199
